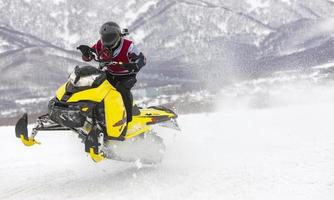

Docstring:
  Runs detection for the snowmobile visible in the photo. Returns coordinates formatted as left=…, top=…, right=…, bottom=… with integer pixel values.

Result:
left=15, top=54, right=180, bottom=163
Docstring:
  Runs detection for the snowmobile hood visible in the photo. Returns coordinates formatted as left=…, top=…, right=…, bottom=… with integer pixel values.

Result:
left=56, top=80, right=115, bottom=103
left=56, top=66, right=112, bottom=103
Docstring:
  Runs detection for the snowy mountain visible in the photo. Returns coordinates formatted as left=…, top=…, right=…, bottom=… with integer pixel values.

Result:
left=1, top=0, right=334, bottom=122
left=3, top=0, right=334, bottom=48
left=0, top=25, right=84, bottom=119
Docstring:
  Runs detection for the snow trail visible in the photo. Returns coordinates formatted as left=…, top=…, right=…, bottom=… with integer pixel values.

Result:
left=1, top=102, right=334, bottom=200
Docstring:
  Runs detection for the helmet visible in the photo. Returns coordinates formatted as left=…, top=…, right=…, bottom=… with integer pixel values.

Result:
left=99, top=21, right=122, bottom=49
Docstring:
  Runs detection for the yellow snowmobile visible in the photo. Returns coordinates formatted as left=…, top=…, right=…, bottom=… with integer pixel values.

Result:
left=15, top=62, right=179, bottom=163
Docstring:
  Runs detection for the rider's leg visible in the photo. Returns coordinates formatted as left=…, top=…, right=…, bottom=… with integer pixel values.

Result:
left=114, top=75, right=137, bottom=123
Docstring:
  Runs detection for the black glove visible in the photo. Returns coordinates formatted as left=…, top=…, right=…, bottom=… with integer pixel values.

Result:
left=122, top=63, right=139, bottom=72
left=128, top=52, right=146, bottom=69
left=76, top=45, right=94, bottom=57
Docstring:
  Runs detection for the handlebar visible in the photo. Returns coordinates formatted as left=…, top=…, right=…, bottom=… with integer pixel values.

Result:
left=89, top=51, right=137, bottom=76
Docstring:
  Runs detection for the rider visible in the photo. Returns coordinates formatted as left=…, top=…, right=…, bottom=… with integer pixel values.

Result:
left=77, top=21, right=146, bottom=124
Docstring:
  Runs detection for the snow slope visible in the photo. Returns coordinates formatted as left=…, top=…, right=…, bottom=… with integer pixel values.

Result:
left=1, top=103, right=334, bottom=200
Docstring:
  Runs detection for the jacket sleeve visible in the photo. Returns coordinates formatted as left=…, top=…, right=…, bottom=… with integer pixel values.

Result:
left=128, top=43, right=146, bottom=70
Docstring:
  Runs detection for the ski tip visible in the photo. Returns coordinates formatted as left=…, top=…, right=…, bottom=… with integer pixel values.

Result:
left=89, top=148, right=106, bottom=163
left=19, top=135, right=41, bottom=147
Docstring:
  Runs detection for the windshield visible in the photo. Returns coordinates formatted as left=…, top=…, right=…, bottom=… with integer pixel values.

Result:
left=68, top=71, right=101, bottom=87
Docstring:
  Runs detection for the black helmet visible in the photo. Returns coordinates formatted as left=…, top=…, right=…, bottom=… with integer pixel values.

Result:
left=99, top=21, right=122, bottom=49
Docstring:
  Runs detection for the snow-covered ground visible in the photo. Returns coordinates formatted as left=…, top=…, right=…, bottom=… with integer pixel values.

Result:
left=1, top=101, right=334, bottom=200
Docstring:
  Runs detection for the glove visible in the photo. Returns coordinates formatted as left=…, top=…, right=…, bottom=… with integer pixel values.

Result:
left=76, top=45, right=94, bottom=57
left=128, top=52, right=146, bottom=69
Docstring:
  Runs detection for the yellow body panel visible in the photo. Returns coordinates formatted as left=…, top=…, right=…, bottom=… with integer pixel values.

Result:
left=56, top=83, right=67, bottom=100
left=125, top=119, right=151, bottom=139
left=124, top=108, right=175, bottom=139
left=67, top=80, right=114, bottom=102
left=104, top=89, right=127, bottom=138
left=137, top=108, right=176, bottom=118
left=55, top=80, right=176, bottom=140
